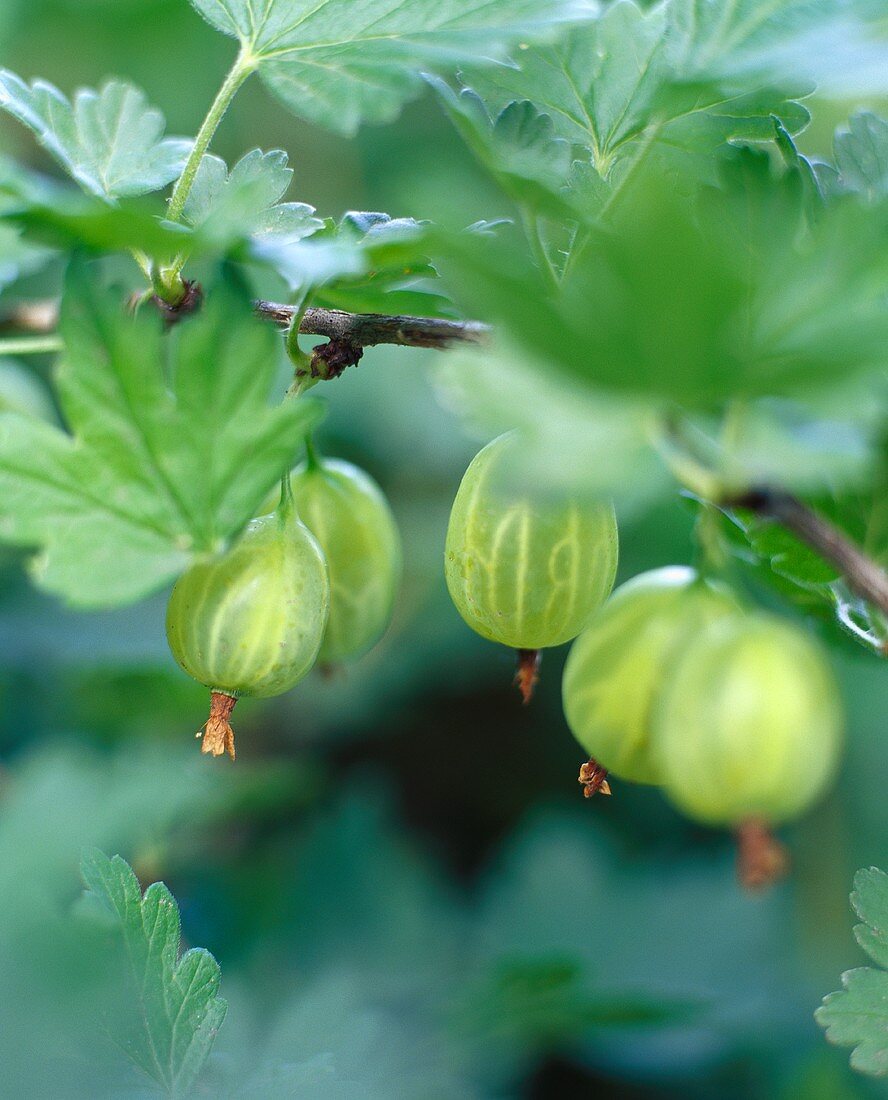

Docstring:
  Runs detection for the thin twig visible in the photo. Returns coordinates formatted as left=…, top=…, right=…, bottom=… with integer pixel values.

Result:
left=0, top=297, right=490, bottom=351
left=256, top=301, right=490, bottom=349
left=726, top=488, right=888, bottom=620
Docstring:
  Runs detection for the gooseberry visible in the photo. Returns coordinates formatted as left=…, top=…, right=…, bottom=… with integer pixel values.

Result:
left=166, top=482, right=329, bottom=758
left=290, top=446, right=402, bottom=663
left=562, top=566, right=737, bottom=787
left=445, top=432, right=618, bottom=700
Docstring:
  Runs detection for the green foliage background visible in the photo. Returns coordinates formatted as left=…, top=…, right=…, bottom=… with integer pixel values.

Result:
left=1, top=1, right=888, bottom=1097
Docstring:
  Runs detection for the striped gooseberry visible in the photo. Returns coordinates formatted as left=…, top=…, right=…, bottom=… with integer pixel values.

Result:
left=445, top=432, right=618, bottom=699
left=562, top=566, right=737, bottom=788
left=166, top=482, right=329, bottom=758
left=289, top=445, right=402, bottom=663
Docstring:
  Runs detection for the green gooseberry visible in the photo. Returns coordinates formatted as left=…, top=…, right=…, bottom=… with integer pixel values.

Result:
left=562, top=566, right=737, bottom=786
left=290, top=448, right=402, bottom=663
left=166, top=484, right=329, bottom=758
left=653, top=613, right=843, bottom=829
left=445, top=432, right=618, bottom=699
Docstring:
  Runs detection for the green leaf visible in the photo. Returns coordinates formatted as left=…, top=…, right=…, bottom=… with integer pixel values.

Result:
left=183, top=148, right=324, bottom=245
left=428, top=80, right=572, bottom=214
left=188, top=0, right=591, bottom=135
left=835, top=112, right=888, bottom=201
left=254, top=210, right=431, bottom=297
left=0, top=71, right=190, bottom=201
left=817, top=868, right=888, bottom=1078
left=0, top=266, right=321, bottom=607
left=456, top=0, right=810, bottom=203
left=80, top=848, right=227, bottom=1097
left=433, top=150, right=888, bottom=408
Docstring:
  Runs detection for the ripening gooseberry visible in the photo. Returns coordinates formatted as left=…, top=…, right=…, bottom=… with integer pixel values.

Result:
left=562, top=567, right=737, bottom=785
left=290, top=447, right=402, bottom=663
left=652, top=613, right=843, bottom=830
left=445, top=432, right=618, bottom=700
left=166, top=482, right=329, bottom=758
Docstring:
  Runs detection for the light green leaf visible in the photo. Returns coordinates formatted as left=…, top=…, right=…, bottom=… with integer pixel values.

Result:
left=433, top=150, right=888, bottom=408
left=0, top=71, right=190, bottom=201
left=254, top=210, right=430, bottom=296
left=183, top=148, right=324, bottom=244
left=187, top=0, right=595, bottom=135
left=817, top=868, right=888, bottom=1078
left=835, top=112, right=888, bottom=201
left=80, top=849, right=227, bottom=1097
left=0, top=266, right=321, bottom=607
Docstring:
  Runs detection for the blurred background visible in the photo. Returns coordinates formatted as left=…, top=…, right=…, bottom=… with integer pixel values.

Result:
left=1, top=1, right=887, bottom=1096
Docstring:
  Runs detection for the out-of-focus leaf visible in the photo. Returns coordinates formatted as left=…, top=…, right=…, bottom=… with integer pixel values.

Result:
left=0, top=71, right=190, bottom=201
left=0, top=359, right=57, bottom=422
left=433, top=150, right=888, bottom=409
left=79, top=849, right=227, bottom=1097
left=0, top=266, right=321, bottom=606
left=436, top=339, right=666, bottom=508
left=817, top=868, right=888, bottom=1077
left=834, top=112, right=888, bottom=201
left=187, top=0, right=594, bottom=136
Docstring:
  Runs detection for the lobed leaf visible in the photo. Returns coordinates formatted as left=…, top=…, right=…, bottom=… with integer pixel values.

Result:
left=80, top=849, right=227, bottom=1096
left=182, top=148, right=324, bottom=245
left=187, top=0, right=596, bottom=135
left=817, top=869, right=888, bottom=1078
left=0, top=71, right=190, bottom=201
left=0, top=265, right=321, bottom=607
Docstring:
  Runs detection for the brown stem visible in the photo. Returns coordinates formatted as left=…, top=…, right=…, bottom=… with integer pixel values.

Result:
left=200, top=691, right=237, bottom=760
left=578, top=757, right=612, bottom=798
left=735, top=817, right=788, bottom=891
left=726, top=488, right=888, bottom=622
left=514, top=648, right=541, bottom=704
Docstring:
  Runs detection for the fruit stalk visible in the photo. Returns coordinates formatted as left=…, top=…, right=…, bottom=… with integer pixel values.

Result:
left=200, top=692, right=238, bottom=760
left=514, top=649, right=541, bottom=704
left=735, top=817, right=789, bottom=891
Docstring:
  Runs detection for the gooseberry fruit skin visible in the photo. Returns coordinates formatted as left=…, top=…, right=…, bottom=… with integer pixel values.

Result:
left=562, top=567, right=737, bottom=784
left=444, top=433, right=618, bottom=650
left=653, top=614, right=843, bottom=827
left=166, top=510, right=329, bottom=698
left=290, top=457, right=402, bottom=663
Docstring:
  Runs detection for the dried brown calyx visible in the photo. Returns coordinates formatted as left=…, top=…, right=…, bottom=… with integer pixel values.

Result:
left=199, top=691, right=238, bottom=760
left=578, top=757, right=612, bottom=798
left=514, top=648, right=541, bottom=704
left=735, top=817, right=788, bottom=891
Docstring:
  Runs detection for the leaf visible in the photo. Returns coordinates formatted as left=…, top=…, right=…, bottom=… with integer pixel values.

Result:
left=188, top=0, right=592, bottom=135
left=834, top=112, right=888, bottom=201
left=0, top=71, right=190, bottom=201
left=79, top=849, right=227, bottom=1096
left=456, top=0, right=811, bottom=204
left=182, top=148, right=324, bottom=245
left=0, top=266, right=322, bottom=607
left=433, top=150, right=888, bottom=408
left=817, top=868, right=888, bottom=1078
left=428, top=80, right=572, bottom=214
left=254, top=210, right=431, bottom=297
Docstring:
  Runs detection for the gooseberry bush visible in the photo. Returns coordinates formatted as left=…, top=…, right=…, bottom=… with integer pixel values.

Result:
left=1, top=0, right=888, bottom=1089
